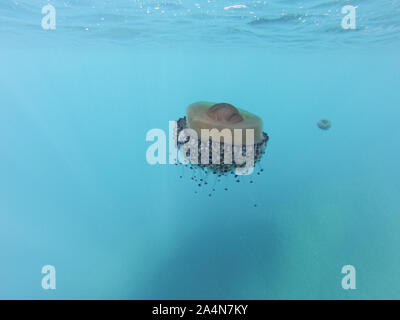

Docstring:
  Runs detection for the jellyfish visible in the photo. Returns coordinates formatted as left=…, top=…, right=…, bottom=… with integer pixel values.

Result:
left=175, top=101, right=269, bottom=178
left=317, top=119, right=331, bottom=130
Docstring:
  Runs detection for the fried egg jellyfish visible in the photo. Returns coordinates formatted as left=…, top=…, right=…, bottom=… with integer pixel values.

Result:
left=174, top=102, right=269, bottom=193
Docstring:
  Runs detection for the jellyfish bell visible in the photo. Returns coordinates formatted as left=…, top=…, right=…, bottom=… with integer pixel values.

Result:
left=317, top=119, right=331, bottom=130
left=186, top=102, right=264, bottom=145
left=175, top=101, right=269, bottom=177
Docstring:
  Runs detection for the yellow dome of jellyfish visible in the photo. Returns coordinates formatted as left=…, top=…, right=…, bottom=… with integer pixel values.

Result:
left=175, top=101, right=269, bottom=179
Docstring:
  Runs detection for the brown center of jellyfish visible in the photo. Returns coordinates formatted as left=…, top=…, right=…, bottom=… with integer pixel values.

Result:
left=206, top=103, right=244, bottom=124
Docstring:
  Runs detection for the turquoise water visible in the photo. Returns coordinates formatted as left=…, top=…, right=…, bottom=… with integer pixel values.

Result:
left=1, top=0, right=400, bottom=299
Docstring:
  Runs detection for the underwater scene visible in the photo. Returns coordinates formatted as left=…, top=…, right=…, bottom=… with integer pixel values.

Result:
left=0, top=0, right=400, bottom=300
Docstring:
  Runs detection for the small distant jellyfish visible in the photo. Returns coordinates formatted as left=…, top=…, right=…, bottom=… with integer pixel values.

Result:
left=174, top=101, right=269, bottom=185
left=317, top=119, right=331, bottom=130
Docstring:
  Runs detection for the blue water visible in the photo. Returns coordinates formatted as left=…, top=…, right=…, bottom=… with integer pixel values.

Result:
left=1, top=0, right=400, bottom=299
